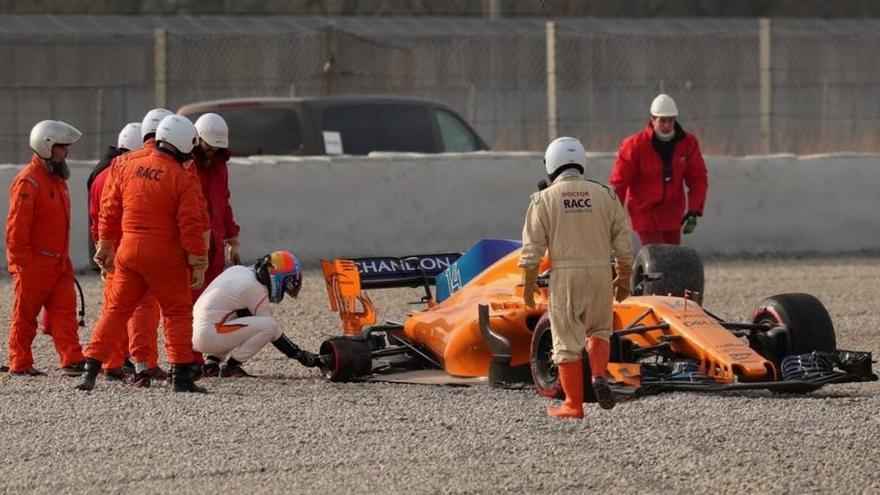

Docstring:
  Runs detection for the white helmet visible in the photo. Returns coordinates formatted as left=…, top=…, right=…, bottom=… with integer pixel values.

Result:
left=544, top=137, right=586, bottom=178
left=29, top=120, right=82, bottom=159
left=194, top=113, right=229, bottom=148
left=117, top=122, right=143, bottom=152
left=156, top=115, right=197, bottom=154
left=141, top=108, right=173, bottom=140
left=650, top=94, right=678, bottom=117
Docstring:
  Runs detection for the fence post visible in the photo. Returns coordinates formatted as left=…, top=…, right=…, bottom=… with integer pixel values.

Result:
left=154, top=27, right=167, bottom=108
left=759, top=18, right=772, bottom=154
left=321, top=25, right=337, bottom=96
left=95, top=88, right=104, bottom=159
left=546, top=20, right=558, bottom=142
left=488, top=0, right=501, bottom=19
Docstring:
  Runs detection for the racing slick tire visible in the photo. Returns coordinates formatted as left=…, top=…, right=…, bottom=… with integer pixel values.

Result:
left=529, top=313, right=597, bottom=403
left=750, top=293, right=837, bottom=393
left=319, top=337, right=373, bottom=382
left=630, top=244, right=704, bottom=304
left=750, top=293, right=836, bottom=361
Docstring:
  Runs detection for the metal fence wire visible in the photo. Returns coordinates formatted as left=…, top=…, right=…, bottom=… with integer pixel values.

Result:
left=2, top=17, right=880, bottom=162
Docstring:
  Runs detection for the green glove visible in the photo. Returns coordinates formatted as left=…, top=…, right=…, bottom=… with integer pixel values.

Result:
left=681, top=211, right=699, bottom=234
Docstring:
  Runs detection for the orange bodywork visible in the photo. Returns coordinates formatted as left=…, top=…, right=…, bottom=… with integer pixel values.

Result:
left=322, top=247, right=775, bottom=384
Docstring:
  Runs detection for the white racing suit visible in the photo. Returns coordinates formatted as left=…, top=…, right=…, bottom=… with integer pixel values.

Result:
left=192, top=265, right=282, bottom=363
left=519, top=171, right=634, bottom=364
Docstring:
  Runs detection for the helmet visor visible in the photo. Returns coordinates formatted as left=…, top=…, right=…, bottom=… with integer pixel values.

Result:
left=283, top=274, right=302, bottom=299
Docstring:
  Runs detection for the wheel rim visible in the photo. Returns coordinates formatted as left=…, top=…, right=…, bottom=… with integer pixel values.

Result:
left=533, top=327, right=558, bottom=389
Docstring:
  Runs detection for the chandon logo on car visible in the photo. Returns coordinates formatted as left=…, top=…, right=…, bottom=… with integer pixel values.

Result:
left=353, top=254, right=459, bottom=276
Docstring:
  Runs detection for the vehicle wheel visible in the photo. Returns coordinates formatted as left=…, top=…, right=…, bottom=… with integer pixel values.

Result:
left=319, top=337, right=373, bottom=382
left=751, top=293, right=836, bottom=393
left=750, top=293, right=836, bottom=362
left=530, top=314, right=562, bottom=398
left=529, top=313, right=597, bottom=402
left=630, top=244, right=704, bottom=304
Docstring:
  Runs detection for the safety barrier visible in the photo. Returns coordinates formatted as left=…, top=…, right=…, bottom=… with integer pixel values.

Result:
left=1, top=151, right=877, bottom=271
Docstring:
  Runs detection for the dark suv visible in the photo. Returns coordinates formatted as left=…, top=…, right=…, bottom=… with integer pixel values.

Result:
left=177, top=96, right=489, bottom=156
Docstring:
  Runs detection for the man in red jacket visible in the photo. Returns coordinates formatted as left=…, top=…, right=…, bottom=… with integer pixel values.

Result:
left=186, top=113, right=240, bottom=371
left=191, top=113, right=241, bottom=298
left=6, top=120, right=85, bottom=376
left=609, top=94, right=708, bottom=246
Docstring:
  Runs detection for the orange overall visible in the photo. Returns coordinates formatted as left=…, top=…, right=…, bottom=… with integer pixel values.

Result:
left=90, top=147, right=161, bottom=370
left=86, top=149, right=209, bottom=365
left=6, top=154, right=84, bottom=372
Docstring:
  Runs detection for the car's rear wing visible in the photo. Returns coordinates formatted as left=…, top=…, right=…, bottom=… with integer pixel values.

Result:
left=321, top=253, right=461, bottom=336
left=350, top=253, right=462, bottom=289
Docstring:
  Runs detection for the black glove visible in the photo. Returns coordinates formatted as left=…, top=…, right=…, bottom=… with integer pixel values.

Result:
left=272, top=334, right=323, bottom=368
left=294, top=351, right=323, bottom=368
left=681, top=211, right=699, bottom=234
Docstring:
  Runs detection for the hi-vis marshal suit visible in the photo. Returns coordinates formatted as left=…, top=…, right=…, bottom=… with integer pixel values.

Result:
left=519, top=170, right=634, bottom=363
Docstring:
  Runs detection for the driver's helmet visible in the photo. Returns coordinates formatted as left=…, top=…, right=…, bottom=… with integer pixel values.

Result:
left=256, top=250, right=303, bottom=303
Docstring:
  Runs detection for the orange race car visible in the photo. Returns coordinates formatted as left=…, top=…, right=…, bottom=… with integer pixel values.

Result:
left=318, top=240, right=876, bottom=399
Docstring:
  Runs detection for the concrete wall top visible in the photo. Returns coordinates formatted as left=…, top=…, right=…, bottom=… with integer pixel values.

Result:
left=1, top=151, right=878, bottom=271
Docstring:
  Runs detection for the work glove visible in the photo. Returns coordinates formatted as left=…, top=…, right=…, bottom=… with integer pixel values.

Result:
left=613, top=262, right=632, bottom=302
left=188, top=254, right=208, bottom=291
left=94, top=239, right=116, bottom=274
left=681, top=211, right=699, bottom=235
left=521, top=266, right=540, bottom=309
left=224, top=237, right=241, bottom=265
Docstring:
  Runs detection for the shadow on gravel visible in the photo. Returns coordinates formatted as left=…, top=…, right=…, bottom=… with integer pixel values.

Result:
left=700, top=390, right=874, bottom=400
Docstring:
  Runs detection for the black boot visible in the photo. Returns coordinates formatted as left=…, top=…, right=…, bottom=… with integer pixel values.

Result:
left=76, top=358, right=102, bottom=391
left=171, top=364, right=208, bottom=394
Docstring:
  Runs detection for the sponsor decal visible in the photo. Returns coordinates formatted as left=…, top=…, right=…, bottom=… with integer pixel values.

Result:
left=447, top=263, right=462, bottom=294
left=561, top=191, right=591, bottom=211
left=563, top=198, right=591, bottom=209
left=354, top=254, right=458, bottom=276
left=682, top=319, right=714, bottom=327
left=660, top=299, right=686, bottom=309
left=728, top=352, right=757, bottom=360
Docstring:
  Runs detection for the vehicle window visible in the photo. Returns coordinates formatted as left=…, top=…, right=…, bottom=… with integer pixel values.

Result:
left=375, top=105, right=435, bottom=153
left=322, top=104, right=435, bottom=155
left=321, top=105, right=377, bottom=155
left=435, top=109, right=478, bottom=152
left=185, top=107, right=301, bottom=156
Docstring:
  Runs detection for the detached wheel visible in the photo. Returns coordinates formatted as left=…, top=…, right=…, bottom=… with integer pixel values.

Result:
left=319, top=337, right=373, bottom=382
left=529, top=313, right=597, bottom=402
left=630, top=244, right=704, bottom=304
left=751, top=293, right=836, bottom=361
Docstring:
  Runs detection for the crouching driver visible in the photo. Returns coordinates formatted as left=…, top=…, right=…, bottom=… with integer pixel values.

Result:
left=192, top=250, right=323, bottom=377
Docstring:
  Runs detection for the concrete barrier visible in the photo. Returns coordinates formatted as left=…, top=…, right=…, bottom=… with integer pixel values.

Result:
left=2, top=152, right=878, bottom=270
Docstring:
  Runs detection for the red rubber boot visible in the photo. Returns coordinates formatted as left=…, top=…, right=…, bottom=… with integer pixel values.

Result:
left=547, top=360, right=584, bottom=419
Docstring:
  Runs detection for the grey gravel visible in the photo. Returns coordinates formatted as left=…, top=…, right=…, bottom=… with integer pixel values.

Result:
left=1, top=256, right=878, bottom=494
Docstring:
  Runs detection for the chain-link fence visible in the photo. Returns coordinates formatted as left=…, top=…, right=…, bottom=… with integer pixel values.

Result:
left=2, top=17, right=880, bottom=162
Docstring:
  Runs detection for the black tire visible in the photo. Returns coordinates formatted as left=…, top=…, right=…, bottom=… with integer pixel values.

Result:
left=528, top=313, right=597, bottom=403
left=319, top=337, right=373, bottom=382
left=750, top=293, right=836, bottom=362
left=750, top=293, right=836, bottom=394
left=530, top=314, right=562, bottom=398
left=630, top=244, right=704, bottom=304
